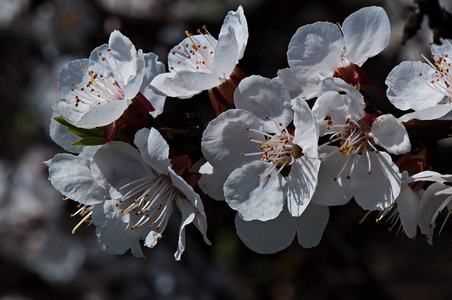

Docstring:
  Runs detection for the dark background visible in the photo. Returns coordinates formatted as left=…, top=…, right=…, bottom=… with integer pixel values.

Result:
left=0, top=0, right=451, bottom=299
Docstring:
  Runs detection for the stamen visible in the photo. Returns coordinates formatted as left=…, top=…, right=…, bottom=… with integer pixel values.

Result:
left=241, top=116, right=301, bottom=178
left=359, top=210, right=372, bottom=224
left=72, top=211, right=93, bottom=234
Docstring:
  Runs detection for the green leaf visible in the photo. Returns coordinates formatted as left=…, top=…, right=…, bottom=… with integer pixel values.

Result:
left=54, top=116, right=105, bottom=138
left=71, top=137, right=106, bottom=146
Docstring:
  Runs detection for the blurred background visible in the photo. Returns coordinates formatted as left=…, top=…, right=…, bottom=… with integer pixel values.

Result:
left=0, top=0, right=451, bottom=299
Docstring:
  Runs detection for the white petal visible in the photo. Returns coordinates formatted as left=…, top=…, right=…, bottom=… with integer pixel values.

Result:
left=351, top=151, right=402, bottom=211
left=169, top=167, right=204, bottom=212
left=292, top=98, right=319, bottom=158
left=134, top=128, right=171, bottom=175
left=219, top=6, right=248, bottom=60
left=311, top=146, right=354, bottom=206
left=76, top=101, right=129, bottom=129
left=92, top=201, right=144, bottom=257
left=169, top=167, right=210, bottom=247
left=140, top=52, right=166, bottom=118
left=276, top=67, right=319, bottom=100
left=234, top=208, right=296, bottom=254
left=342, top=6, right=390, bottom=66
left=91, top=142, right=154, bottom=198
left=198, top=162, right=228, bottom=201
left=386, top=61, right=446, bottom=111
left=419, top=183, right=452, bottom=244
left=201, top=109, right=264, bottom=174
left=396, top=182, right=420, bottom=239
left=294, top=203, right=329, bottom=248
left=370, top=114, right=411, bottom=155
left=288, top=22, right=345, bottom=79
left=150, top=72, right=199, bottom=99
left=143, top=202, right=173, bottom=249
left=399, top=105, right=452, bottom=121
left=224, top=162, right=286, bottom=221
left=406, top=171, right=452, bottom=184
left=58, top=59, right=105, bottom=96
left=174, top=198, right=196, bottom=260
left=123, top=53, right=145, bottom=100
left=286, top=157, right=320, bottom=217
left=430, top=39, right=452, bottom=58
left=52, top=98, right=88, bottom=128
left=312, top=87, right=364, bottom=136
left=49, top=113, right=84, bottom=153
left=107, top=30, right=139, bottom=85
left=150, top=71, right=221, bottom=99
left=213, top=25, right=239, bottom=79
left=46, top=153, right=105, bottom=205
left=234, top=76, right=293, bottom=132
left=312, top=91, right=347, bottom=135
left=317, top=77, right=366, bottom=120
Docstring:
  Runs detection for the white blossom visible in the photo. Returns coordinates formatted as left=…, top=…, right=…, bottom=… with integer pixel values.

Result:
left=311, top=78, right=410, bottom=211
left=386, top=40, right=452, bottom=121
left=54, top=30, right=166, bottom=129
left=150, top=6, right=248, bottom=99
left=202, top=75, right=324, bottom=252
left=419, top=181, right=452, bottom=244
left=278, top=6, right=390, bottom=99
left=90, top=128, right=210, bottom=260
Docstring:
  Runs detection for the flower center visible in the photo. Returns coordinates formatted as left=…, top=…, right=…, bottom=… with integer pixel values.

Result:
left=333, top=61, right=374, bottom=90
left=71, top=49, right=126, bottom=108
left=241, top=115, right=303, bottom=178
left=169, top=26, right=217, bottom=74
left=418, top=42, right=452, bottom=102
left=114, top=174, right=175, bottom=233
left=324, top=114, right=379, bottom=180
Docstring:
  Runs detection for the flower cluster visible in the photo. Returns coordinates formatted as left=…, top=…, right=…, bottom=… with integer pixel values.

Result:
left=46, top=5, right=452, bottom=260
